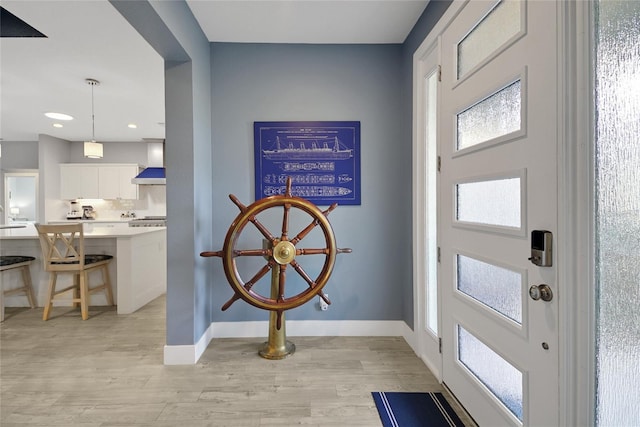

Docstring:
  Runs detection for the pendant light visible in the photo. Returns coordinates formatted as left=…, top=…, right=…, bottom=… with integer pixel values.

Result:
left=83, top=78, right=103, bottom=159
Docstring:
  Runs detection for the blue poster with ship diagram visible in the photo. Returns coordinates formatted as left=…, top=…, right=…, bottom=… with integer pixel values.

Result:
left=254, top=121, right=361, bottom=205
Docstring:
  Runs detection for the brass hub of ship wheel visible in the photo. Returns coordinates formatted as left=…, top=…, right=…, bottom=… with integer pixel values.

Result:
left=201, top=177, right=351, bottom=331
left=273, top=240, right=296, bottom=265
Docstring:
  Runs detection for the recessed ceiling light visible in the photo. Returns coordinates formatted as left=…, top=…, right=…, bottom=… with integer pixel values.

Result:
left=128, top=123, right=137, bottom=129
left=45, top=112, right=73, bottom=121
left=53, top=123, right=63, bottom=128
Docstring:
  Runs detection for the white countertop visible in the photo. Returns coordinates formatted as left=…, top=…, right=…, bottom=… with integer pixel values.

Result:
left=0, top=223, right=166, bottom=240
left=49, top=219, right=134, bottom=224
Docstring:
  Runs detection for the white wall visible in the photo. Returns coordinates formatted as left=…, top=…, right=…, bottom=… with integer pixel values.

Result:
left=38, top=134, right=70, bottom=222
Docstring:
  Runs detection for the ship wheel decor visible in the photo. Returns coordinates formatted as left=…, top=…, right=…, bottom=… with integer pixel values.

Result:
left=200, top=177, right=351, bottom=359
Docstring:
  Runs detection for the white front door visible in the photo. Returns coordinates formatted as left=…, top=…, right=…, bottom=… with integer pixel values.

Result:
left=439, top=1, right=559, bottom=425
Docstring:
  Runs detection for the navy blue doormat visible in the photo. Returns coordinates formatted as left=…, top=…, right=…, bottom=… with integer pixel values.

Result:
left=372, top=392, right=466, bottom=427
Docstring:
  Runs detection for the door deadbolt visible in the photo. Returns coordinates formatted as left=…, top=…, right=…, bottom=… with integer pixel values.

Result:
left=529, top=284, right=553, bottom=302
left=529, top=230, right=553, bottom=267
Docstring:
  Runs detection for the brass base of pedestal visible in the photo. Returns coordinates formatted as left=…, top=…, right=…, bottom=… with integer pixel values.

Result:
left=256, top=239, right=298, bottom=360
left=258, top=306, right=295, bottom=359
left=258, top=340, right=296, bottom=360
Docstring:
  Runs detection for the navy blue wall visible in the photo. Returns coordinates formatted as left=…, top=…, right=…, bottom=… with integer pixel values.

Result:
left=210, top=43, right=407, bottom=322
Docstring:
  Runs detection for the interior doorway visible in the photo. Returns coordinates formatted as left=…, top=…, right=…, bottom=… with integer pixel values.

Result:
left=3, top=171, right=38, bottom=224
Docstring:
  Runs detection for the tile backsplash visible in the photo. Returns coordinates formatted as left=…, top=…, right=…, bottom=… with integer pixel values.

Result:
left=56, top=185, right=166, bottom=220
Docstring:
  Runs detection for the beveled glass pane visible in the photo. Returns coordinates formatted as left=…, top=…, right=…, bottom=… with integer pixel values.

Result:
left=458, top=326, right=523, bottom=420
left=456, top=177, right=521, bottom=228
left=595, top=0, right=640, bottom=425
left=457, top=0, right=522, bottom=78
left=456, top=254, right=522, bottom=323
left=457, top=80, right=521, bottom=151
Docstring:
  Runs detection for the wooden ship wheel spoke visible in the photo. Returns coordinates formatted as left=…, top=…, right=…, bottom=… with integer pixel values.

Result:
left=201, top=177, right=351, bottom=359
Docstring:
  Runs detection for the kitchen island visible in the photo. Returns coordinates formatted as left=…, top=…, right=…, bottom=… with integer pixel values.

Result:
left=0, top=223, right=166, bottom=314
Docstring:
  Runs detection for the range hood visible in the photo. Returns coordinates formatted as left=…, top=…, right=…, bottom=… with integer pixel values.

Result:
left=132, top=140, right=165, bottom=185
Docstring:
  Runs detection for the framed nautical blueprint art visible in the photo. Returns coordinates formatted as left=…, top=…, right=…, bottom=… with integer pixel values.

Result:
left=254, top=121, right=361, bottom=205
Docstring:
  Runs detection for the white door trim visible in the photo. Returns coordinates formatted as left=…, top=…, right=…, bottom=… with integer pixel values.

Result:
left=557, top=1, right=596, bottom=425
left=412, top=40, right=441, bottom=379
left=411, top=0, right=467, bottom=383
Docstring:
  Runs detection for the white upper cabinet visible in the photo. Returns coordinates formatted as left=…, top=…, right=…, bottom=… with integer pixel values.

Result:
left=61, top=164, right=140, bottom=200
left=60, top=165, right=99, bottom=199
left=98, top=165, right=139, bottom=200
left=117, top=165, right=140, bottom=200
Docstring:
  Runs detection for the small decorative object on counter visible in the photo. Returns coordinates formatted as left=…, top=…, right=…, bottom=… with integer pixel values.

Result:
left=82, top=205, right=96, bottom=220
left=67, top=201, right=82, bottom=220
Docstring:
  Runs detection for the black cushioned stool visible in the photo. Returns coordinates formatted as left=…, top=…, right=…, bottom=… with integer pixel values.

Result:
left=1, top=255, right=37, bottom=322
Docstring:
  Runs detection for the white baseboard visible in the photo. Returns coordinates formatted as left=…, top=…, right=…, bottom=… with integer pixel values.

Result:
left=164, top=320, right=413, bottom=365
left=164, top=321, right=215, bottom=365
left=403, top=326, right=418, bottom=352
left=402, top=328, right=443, bottom=382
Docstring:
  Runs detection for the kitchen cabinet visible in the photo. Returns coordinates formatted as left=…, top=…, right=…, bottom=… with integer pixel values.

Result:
left=98, top=165, right=139, bottom=200
left=60, top=165, right=99, bottom=199
left=60, top=164, right=140, bottom=200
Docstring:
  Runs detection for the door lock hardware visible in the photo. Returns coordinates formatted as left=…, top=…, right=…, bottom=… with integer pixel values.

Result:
left=529, top=284, right=553, bottom=302
left=529, top=230, right=552, bottom=267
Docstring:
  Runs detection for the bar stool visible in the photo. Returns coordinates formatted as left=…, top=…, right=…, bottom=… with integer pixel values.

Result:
left=0, top=255, right=37, bottom=322
left=35, top=223, right=114, bottom=320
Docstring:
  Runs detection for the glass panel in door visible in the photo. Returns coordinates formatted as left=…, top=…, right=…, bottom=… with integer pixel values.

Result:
left=414, top=46, right=442, bottom=377
left=456, top=79, right=522, bottom=151
left=456, top=176, right=522, bottom=229
left=425, top=69, right=439, bottom=335
left=594, top=0, right=640, bottom=424
left=456, top=254, right=523, bottom=324
left=456, top=0, right=523, bottom=79
left=458, top=325, right=523, bottom=421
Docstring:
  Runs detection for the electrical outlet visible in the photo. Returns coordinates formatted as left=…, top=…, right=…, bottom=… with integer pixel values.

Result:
left=319, top=294, right=329, bottom=311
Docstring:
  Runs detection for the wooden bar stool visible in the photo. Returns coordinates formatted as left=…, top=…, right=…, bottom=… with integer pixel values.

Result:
left=0, top=256, right=37, bottom=322
left=35, top=223, right=114, bottom=320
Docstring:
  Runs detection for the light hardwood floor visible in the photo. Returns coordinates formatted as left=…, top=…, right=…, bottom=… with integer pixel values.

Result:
left=1, top=297, right=475, bottom=426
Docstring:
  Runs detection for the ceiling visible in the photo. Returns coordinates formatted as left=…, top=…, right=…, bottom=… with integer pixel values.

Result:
left=187, top=1, right=429, bottom=44
left=0, top=0, right=428, bottom=143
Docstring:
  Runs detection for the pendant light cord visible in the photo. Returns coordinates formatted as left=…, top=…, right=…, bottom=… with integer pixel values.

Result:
left=91, top=82, right=95, bottom=141
left=86, top=78, right=100, bottom=142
